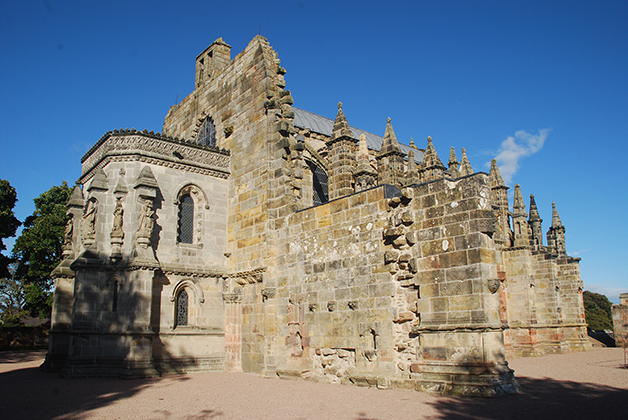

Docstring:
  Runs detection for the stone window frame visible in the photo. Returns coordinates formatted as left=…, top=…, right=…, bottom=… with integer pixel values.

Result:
left=191, top=112, right=217, bottom=148
left=305, top=159, right=329, bottom=206
left=170, top=279, right=205, bottom=329
left=174, top=183, right=209, bottom=249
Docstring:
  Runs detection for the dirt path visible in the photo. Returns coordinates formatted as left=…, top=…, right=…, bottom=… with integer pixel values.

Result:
left=0, top=348, right=626, bottom=420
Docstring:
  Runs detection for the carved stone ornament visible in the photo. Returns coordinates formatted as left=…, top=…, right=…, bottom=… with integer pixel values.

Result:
left=261, top=288, right=276, bottom=301
left=223, top=292, right=242, bottom=303
left=487, top=278, right=501, bottom=294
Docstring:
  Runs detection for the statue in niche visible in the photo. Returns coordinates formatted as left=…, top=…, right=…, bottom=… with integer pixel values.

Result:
left=138, top=200, right=154, bottom=236
left=82, top=199, right=97, bottom=240
left=111, top=198, right=124, bottom=236
left=63, top=214, right=74, bottom=252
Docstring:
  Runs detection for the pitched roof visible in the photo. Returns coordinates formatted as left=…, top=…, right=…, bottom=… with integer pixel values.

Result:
left=293, top=107, right=424, bottom=163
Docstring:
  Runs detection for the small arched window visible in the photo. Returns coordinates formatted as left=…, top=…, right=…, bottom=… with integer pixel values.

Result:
left=307, top=161, right=329, bottom=206
left=176, top=289, right=189, bottom=327
left=198, top=117, right=216, bottom=147
left=178, top=194, right=194, bottom=244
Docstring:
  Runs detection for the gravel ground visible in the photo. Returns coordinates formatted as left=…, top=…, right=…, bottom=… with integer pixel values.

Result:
left=0, top=347, right=626, bottom=420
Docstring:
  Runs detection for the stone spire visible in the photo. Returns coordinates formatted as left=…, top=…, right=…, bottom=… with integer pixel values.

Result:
left=380, top=118, right=402, bottom=155
left=405, top=149, right=420, bottom=186
left=547, top=202, right=566, bottom=254
left=488, top=159, right=510, bottom=245
left=528, top=194, right=543, bottom=251
left=511, top=184, right=530, bottom=248
left=354, top=133, right=377, bottom=192
left=326, top=102, right=358, bottom=199
left=551, top=201, right=563, bottom=228
left=331, top=101, right=352, bottom=139
left=448, top=147, right=459, bottom=179
left=489, top=159, right=506, bottom=189
left=458, top=148, right=473, bottom=177
left=376, top=118, right=405, bottom=187
left=419, top=136, right=446, bottom=182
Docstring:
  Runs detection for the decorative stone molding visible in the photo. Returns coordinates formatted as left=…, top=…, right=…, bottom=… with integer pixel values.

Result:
left=232, top=267, right=266, bottom=285
left=223, top=292, right=243, bottom=303
left=171, top=279, right=205, bottom=305
left=80, top=134, right=230, bottom=183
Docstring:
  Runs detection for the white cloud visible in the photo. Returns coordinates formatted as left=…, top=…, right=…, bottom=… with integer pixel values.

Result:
left=493, top=129, right=550, bottom=185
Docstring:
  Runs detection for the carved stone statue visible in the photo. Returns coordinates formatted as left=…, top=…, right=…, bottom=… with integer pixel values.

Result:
left=81, top=199, right=97, bottom=246
left=111, top=199, right=124, bottom=235
left=138, top=200, right=154, bottom=237
left=63, top=215, right=74, bottom=248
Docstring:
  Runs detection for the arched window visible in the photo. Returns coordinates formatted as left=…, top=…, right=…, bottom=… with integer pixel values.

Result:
left=198, top=117, right=216, bottom=147
left=307, top=161, right=329, bottom=206
left=176, top=289, right=189, bottom=327
left=178, top=194, right=194, bottom=244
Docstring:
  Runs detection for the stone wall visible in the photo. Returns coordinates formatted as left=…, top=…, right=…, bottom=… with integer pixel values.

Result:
left=612, top=293, right=628, bottom=348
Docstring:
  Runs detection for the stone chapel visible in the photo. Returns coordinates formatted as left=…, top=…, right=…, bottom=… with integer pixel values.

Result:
left=43, top=36, right=591, bottom=396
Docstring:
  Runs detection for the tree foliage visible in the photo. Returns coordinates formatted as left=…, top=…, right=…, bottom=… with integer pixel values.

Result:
left=583, top=290, right=613, bottom=331
left=11, top=182, right=72, bottom=318
left=0, top=274, right=28, bottom=326
left=0, top=179, right=21, bottom=279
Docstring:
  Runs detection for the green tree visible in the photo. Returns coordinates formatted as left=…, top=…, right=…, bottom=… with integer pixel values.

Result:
left=583, top=290, right=613, bottom=330
left=0, top=268, right=28, bottom=326
left=0, top=179, right=21, bottom=279
left=12, top=182, right=72, bottom=318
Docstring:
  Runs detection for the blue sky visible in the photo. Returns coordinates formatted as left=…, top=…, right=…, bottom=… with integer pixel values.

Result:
left=1, top=1, right=626, bottom=302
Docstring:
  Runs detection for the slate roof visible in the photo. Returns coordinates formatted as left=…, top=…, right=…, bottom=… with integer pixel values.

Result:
left=293, top=107, right=425, bottom=163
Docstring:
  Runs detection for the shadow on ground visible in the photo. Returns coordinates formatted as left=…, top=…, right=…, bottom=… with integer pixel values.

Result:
left=0, top=352, right=194, bottom=420
left=428, top=376, right=628, bottom=420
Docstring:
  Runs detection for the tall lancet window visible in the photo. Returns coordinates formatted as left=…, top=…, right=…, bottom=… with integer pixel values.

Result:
left=176, top=289, right=188, bottom=327
left=307, top=161, right=329, bottom=206
left=178, top=194, right=194, bottom=244
left=198, top=117, right=216, bottom=147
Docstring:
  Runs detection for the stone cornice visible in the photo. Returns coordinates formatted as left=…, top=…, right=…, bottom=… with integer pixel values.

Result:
left=80, top=133, right=231, bottom=183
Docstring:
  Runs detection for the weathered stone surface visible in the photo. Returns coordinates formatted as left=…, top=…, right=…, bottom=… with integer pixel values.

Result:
left=44, top=35, right=591, bottom=397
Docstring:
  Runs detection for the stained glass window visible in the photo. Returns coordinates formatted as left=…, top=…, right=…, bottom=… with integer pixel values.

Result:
left=176, top=289, right=188, bottom=327
left=178, top=194, right=194, bottom=244
left=198, top=117, right=216, bottom=147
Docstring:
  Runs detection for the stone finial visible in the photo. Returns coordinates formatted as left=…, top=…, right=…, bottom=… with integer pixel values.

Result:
left=513, top=184, right=526, bottom=213
left=409, top=138, right=418, bottom=149
left=358, top=133, right=369, bottom=157
left=528, top=194, right=543, bottom=251
left=547, top=201, right=566, bottom=254
left=380, top=118, right=401, bottom=155
left=331, top=101, right=352, bottom=139
left=551, top=202, right=563, bottom=228
left=421, top=136, right=445, bottom=169
left=458, top=148, right=473, bottom=177
left=489, top=159, right=507, bottom=189
left=355, top=133, right=377, bottom=191
left=529, top=194, right=541, bottom=222
left=448, top=147, right=459, bottom=179
left=405, top=149, right=420, bottom=186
